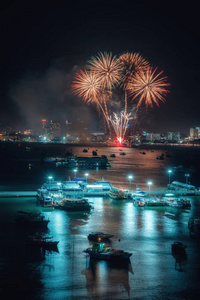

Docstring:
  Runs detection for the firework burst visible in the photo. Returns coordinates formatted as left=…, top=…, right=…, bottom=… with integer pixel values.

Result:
left=71, top=69, right=110, bottom=127
left=119, top=52, right=149, bottom=89
left=88, top=52, right=123, bottom=90
left=127, top=66, right=170, bottom=109
left=71, top=69, right=102, bottom=102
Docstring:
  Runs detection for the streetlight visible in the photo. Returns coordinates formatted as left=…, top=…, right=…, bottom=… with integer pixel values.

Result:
left=128, top=175, right=133, bottom=190
left=48, top=176, right=53, bottom=194
left=85, top=173, right=89, bottom=183
left=147, top=181, right=152, bottom=199
left=168, top=169, right=172, bottom=185
left=73, top=169, right=77, bottom=179
left=185, top=173, right=190, bottom=185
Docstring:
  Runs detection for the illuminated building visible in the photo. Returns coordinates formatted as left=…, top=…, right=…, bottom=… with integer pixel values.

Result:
left=190, top=127, right=200, bottom=139
left=50, top=120, right=61, bottom=139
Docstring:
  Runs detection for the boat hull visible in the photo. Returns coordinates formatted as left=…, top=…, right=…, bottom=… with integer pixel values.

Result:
left=85, top=250, right=132, bottom=261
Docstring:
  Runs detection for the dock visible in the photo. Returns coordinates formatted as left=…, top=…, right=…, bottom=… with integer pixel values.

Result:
left=0, top=191, right=37, bottom=198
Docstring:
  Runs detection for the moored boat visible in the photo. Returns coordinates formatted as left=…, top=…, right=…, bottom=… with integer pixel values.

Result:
left=55, top=197, right=93, bottom=212
left=27, top=234, right=59, bottom=248
left=109, top=188, right=128, bottom=200
left=84, top=242, right=132, bottom=261
left=171, top=242, right=187, bottom=250
left=88, top=232, right=114, bottom=242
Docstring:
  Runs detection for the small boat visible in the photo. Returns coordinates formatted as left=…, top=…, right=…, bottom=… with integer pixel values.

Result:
left=88, top=232, right=114, bottom=242
left=120, top=152, right=126, bottom=155
left=27, top=234, right=59, bottom=248
left=55, top=197, right=93, bottom=212
left=83, top=149, right=88, bottom=152
left=141, top=152, right=146, bottom=155
left=84, top=242, right=132, bottom=261
left=171, top=242, right=187, bottom=250
left=110, top=154, right=116, bottom=158
left=92, top=150, right=97, bottom=156
left=157, top=156, right=164, bottom=160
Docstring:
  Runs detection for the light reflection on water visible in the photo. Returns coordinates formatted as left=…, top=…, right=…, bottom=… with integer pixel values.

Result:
left=1, top=145, right=200, bottom=299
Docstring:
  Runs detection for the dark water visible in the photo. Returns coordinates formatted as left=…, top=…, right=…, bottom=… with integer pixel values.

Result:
left=0, top=143, right=200, bottom=299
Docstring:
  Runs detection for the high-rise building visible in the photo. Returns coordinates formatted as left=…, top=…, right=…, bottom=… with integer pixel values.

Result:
left=190, top=127, right=200, bottom=139
left=50, top=120, right=61, bottom=139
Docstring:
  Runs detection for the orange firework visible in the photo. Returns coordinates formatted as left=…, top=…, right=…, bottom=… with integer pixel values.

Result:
left=71, top=69, right=102, bottom=102
left=127, top=66, right=170, bottom=109
left=88, top=52, right=123, bottom=90
left=119, top=52, right=149, bottom=89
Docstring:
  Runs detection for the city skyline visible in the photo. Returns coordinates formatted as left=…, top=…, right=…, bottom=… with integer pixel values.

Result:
left=0, top=1, right=199, bottom=133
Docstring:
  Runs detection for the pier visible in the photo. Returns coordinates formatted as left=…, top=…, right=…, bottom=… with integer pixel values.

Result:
left=0, top=191, right=37, bottom=198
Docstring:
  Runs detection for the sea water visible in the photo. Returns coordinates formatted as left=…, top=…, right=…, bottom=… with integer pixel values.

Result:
left=0, top=143, right=200, bottom=299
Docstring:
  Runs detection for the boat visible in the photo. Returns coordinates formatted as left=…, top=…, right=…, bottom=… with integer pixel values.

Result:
left=64, top=156, right=110, bottom=169
left=92, top=150, right=97, bottom=156
left=37, top=194, right=54, bottom=206
left=27, top=234, right=59, bottom=248
left=133, top=198, right=146, bottom=207
left=83, top=149, right=88, bottom=152
left=84, top=242, right=132, bottom=261
left=88, top=232, right=114, bottom=242
left=120, top=152, right=126, bottom=155
left=55, top=197, right=93, bottom=212
left=157, top=156, right=164, bottom=160
left=94, top=179, right=113, bottom=192
left=109, top=188, right=128, bottom=200
left=15, top=211, right=50, bottom=226
left=168, top=200, right=184, bottom=208
left=167, top=181, right=196, bottom=194
left=171, top=242, right=187, bottom=250
left=110, top=154, right=116, bottom=157
left=82, top=184, right=109, bottom=197
left=132, top=187, right=147, bottom=197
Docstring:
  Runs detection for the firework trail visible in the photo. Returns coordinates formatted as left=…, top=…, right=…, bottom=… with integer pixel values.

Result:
left=119, top=52, right=149, bottom=113
left=109, top=111, right=132, bottom=141
left=127, top=66, right=170, bottom=110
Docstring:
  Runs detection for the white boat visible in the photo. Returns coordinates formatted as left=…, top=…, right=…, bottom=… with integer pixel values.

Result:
left=82, top=184, right=109, bottom=197
left=94, top=179, right=113, bottom=192
left=62, top=180, right=83, bottom=196
left=109, top=188, right=128, bottom=200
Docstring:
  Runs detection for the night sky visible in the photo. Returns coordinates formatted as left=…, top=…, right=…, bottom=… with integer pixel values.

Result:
left=0, top=0, right=199, bottom=134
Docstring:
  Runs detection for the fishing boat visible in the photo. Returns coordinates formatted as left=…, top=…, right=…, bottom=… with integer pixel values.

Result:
left=27, top=234, right=59, bottom=248
left=55, top=197, right=93, bottom=212
left=88, top=232, right=114, bottom=242
left=84, top=242, right=132, bottom=261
